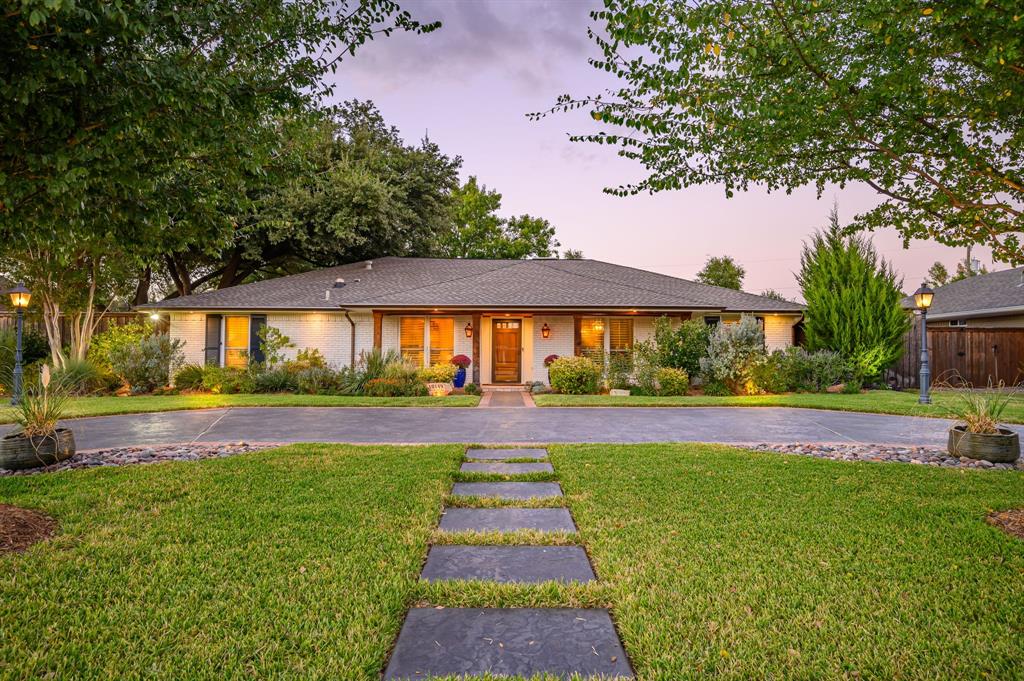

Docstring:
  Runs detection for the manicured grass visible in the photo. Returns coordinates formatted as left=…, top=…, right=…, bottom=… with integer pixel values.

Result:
left=534, top=389, right=1024, bottom=423
left=0, top=392, right=480, bottom=423
left=0, top=444, right=462, bottom=678
left=547, top=444, right=1024, bottom=679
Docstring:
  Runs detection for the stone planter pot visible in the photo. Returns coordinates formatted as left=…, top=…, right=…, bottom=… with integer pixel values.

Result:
left=947, top=426, right=1020, bottom=463
left=0, top=428, right=76, bottom=471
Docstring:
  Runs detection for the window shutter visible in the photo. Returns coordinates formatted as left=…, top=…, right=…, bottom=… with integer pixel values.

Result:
left=204, top=314, right=222, bottom=365
left=249, top=315, right=267, bottom=364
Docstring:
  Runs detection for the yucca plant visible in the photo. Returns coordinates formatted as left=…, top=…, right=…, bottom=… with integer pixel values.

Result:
left=12, top=365, right=70, bottom=439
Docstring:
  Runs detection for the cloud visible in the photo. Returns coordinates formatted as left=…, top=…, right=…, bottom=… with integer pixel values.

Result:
left=343, top=0, right=599, bottom=92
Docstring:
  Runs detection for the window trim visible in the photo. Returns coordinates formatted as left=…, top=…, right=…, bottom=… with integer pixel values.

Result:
left=399, top=316, right=427, bottom=367
left=948, top=319, right=967, bottom=327
left=428, top=317, right=455, bottom=367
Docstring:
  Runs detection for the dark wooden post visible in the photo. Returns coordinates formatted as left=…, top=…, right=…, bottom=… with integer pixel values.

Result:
left=471, top=313, right=481, bottom=384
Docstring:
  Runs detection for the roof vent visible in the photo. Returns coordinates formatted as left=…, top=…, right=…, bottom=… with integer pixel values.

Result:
left=333, top=277, right=346, bottom=288
left=364, top=261, right=373, bottom=270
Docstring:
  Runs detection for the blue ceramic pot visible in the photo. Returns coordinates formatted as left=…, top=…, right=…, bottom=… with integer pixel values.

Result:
left=454, top=366, right=467, bottom=388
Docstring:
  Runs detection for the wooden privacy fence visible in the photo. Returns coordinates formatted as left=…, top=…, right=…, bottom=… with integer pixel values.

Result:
left=0, top=311, right=166, bottom=347
left=887, top=318, right=1024, bottom=388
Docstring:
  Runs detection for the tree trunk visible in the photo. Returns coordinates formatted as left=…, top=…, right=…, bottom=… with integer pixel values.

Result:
left=133, top=266, right=151, bottom=306
left=217, top=248, right=243, bottom=289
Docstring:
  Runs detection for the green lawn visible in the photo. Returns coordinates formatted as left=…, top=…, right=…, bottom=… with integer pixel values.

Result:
left=3, top=443, right=1023, bottom=678
left=534, top=389, right=1024, bottom=423
left=0, top=444, right=461, bottom=678
left=0, top=392, right=480, bottom=423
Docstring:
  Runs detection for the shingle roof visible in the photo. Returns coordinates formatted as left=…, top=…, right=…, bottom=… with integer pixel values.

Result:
left=141, top=257, right=805, bottom=313
left=902, top=267, right=1024, bottom=318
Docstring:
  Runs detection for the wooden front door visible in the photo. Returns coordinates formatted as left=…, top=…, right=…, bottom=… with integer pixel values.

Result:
left=492, top=319, right=521, bottom=383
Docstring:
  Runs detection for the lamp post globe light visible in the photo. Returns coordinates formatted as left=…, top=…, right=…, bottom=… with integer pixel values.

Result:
left=6, top=283, right=31, bottom=405
left=913, top=282, right=934, bottom=405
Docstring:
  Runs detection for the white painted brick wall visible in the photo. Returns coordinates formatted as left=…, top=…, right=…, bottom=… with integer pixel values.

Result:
left=764, top=315, right=799, bottom=352
left=531, top=315, right=574, bottom=385
left=170, top=312, right=207, bottom=366
left=634, top=316, right=656, bottom=344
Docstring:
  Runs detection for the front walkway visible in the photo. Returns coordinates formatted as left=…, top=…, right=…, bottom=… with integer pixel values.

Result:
left=57, top=406, right=1007, bottom=451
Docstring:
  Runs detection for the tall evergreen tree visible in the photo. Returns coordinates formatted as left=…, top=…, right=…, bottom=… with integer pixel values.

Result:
left=797, top=207, right=909, bottom=382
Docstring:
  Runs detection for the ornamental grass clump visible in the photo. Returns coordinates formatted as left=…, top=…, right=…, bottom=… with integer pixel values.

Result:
left=945, top=379, right=1018, bottom=435
left=13, top=365, right=69, bottom=439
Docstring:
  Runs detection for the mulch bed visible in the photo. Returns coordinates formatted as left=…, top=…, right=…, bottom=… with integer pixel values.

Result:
left=0, top=504, right=57, bottom=553
left=987, top=509, right=1024, bottom=540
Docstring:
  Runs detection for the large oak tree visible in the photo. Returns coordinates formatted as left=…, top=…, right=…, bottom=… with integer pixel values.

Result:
left=537, top=0, right=1024, bottom=262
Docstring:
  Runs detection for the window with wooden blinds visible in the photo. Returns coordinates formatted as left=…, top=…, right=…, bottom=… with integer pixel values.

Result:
left=578, top=318, right=605, bottom=362
left=429, top=318, right=454, bottom=366
left=400, top=317, right=425, bottom=367
left=224, top=316, right=249, bottom=368
left=609, top=319, right=633, bottom=356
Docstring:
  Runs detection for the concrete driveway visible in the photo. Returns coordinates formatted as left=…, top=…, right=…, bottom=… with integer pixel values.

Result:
left=52, top=406, right=1003, bottom=450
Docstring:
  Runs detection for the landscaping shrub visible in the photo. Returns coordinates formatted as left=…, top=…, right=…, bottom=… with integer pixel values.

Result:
left=548, top=355, right=601, bottom=395
left=701, top=380, right=732, bottom=396
left=750, top=349, right=800, bottom=394
left=251, top=368, right=297, bottom=393
left=464, top=382, right=481, bottom=396
left=87, top=321, right=153, bottom=371
left=698, top=316, right=766, bottom=395
left=364, top=377, right=428, bottom=397
left=173, top=363, right=205, bottom=390
left=606, top=352, right=634, bottom=391
left=654, top=316, right=711, bottom=376
left=418, top=363, right=457, bottom=383
left=295, top=366, right=343, bottom=395
left=656, top=367, right=689, bottom=396
left=0, top=329, right=50, bottom=388
left=201, top=366, right=253, bottom=394
left=339, top=348, right=402, bottom=395
left=256, top=325, right=293, bottom=368
left=53, top=358, right=116, bottom=395
left=803, top=349, right=849, bottom=392
left=110, top=335, right=185, bottom=393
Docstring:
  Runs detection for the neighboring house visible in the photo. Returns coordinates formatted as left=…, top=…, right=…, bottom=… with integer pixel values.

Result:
left=905, top=267, right=1024, bottom=327
left=139, top=258, right=804, bottom=386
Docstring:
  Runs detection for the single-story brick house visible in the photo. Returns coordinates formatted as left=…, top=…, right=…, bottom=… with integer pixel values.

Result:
left=140, top=257, right=805, bottom=386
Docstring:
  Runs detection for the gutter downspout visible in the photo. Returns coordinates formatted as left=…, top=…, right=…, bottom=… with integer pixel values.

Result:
left=343, top=310, right=357, bottom=368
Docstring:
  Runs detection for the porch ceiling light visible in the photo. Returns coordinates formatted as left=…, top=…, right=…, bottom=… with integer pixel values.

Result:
left=464, top=322, right=473, bottom=338
left=913, top=283, right=934, bottom=310
left=541, top=323, right=551, bottom=339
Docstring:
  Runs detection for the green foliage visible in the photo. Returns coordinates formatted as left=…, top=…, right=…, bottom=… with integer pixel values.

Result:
left=364, top=377, right=428, bottom=397
left=548, top=356, right=601, bottom=395
left=463, top=382, right=481, bottom=396
left=0, top=329, right=50, bottom=391
left=294, top=367, right=345, bottom=395
left=562, top=249, right=585, bottom=260
left=927, top=262, right=950, bottom=286
left=701, top=380, right=732, bottom=397
left=251, top=369, right=298, bottom=394
left=653, top=317, right=711, bottom=376
left=538, top=0, right=1024, bottom=263
left=798, top=209, right=910, bottom=383
left=699, top=316, right=767, bottom=395
left=418, top=363, right=457, bottom=384
left=751, top=347, right=850, bottom=394
left=759, top=289, right=789, bottom=302
left=629, top=341, right=661, bottom=396
left=441, top=177, right=561, bottom=259
left=655, top=367, right=689, bottom=396
left=256, top=326, right=293, bottom=368
left=52, top=358, right=115, bottom=396
left=201, top=367, right=253, bottom=395
left=951, top=260, right=989, bottom=282
left=173, top=364, right=205, bottom=391
left=88, top=322, right=154, bottom=371
left=110, top=336, right=185, bottom=394
left=695, top=256, right=745, bottom=290
left=605, top=353, right=635, bottom=391
left=945, top=382, right=1018, bottom=434
left=10, top=365, right=69, bottom=438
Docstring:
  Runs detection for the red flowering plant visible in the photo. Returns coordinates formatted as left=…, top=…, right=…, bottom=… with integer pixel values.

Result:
left=543, top=354, right=560, bottom=367
left=450, top=354, right=472, bottom=368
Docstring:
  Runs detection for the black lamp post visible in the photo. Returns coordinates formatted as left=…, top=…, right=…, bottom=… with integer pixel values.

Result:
left=6, top=283, right=31, bottom=405
left=913, top=282, right=934, bottom=404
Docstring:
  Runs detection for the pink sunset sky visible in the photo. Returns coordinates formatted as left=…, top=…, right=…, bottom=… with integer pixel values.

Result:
left=332, top=0, right=995, bottom=300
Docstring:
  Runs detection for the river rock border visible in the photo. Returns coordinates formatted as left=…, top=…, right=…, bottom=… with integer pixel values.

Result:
left=746, top=442, right=1024, bottom=471
left=0, top=442, right=280, bottom=477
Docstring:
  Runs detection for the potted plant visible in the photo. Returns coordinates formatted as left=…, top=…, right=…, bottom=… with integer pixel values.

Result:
left=543, top=354, right=559, bottom=385
left=946, top=383, right=1020, bottom=463
left=1, top=365, right=76, bottom=470
left=450, top=354, right=472, bottom=388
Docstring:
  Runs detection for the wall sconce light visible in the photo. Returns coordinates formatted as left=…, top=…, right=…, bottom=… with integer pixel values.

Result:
left=541, top=323, right=551, bottom=339
left=149, top=312, right=160, bottom=322
left=464, top=322, right=473, bottom=338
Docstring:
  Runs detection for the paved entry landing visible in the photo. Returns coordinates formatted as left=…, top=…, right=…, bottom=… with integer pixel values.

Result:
left=385, top=446, right=633, bottom=679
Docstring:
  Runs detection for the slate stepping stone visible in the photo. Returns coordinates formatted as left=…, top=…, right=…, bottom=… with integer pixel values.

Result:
left=466, top=448, right=548, bottom=460
left=384, top=607, right=633, bottom=679
left=460, top=461, right=554, bottom=474
left=438, top=507, right=577, bottom=533
left=421, top=545, right=595, bottom=583
left=451, top=482, right=562, bottom=500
